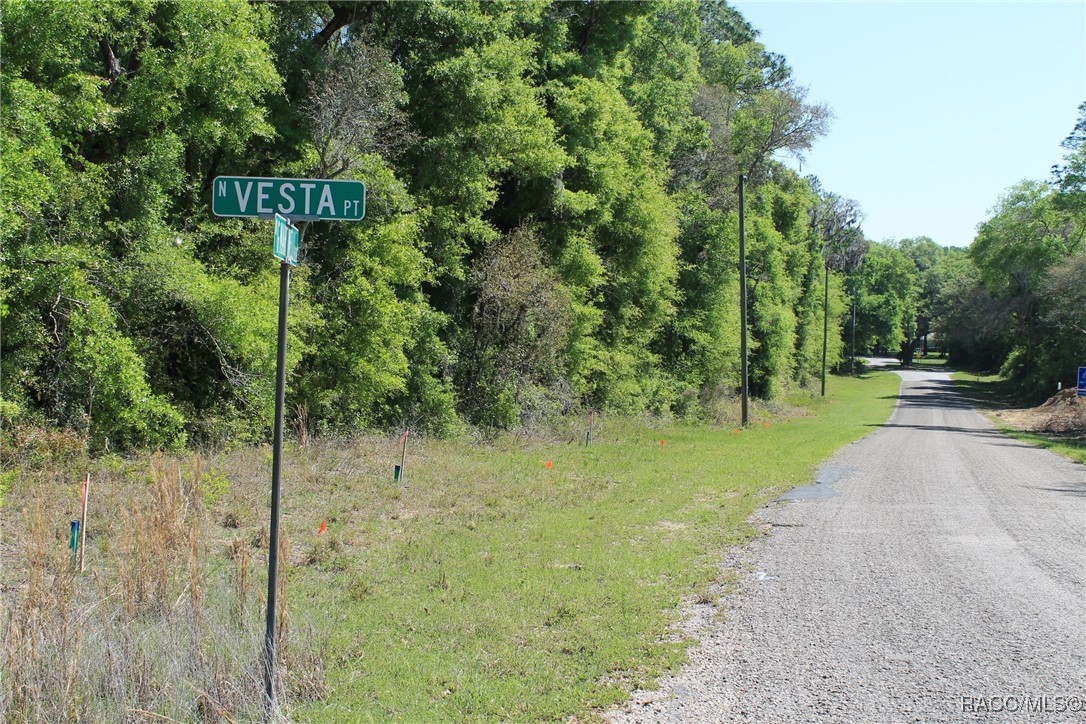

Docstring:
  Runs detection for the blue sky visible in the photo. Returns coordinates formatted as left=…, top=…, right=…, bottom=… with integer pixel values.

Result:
left=730, top=0, right=1086, bottom=247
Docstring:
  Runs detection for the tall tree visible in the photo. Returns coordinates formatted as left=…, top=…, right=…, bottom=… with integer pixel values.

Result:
left=854, top=243, right=920, bottom=359
left=2, top=0, right=284, bottom=448
left=808, top=187, right=864, bottom=386
left=1, top=0, right=882, bottom=446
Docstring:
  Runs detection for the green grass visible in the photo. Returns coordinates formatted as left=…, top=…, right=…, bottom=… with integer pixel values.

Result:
left=992, top=428, right=1086, bottom=465
left=950, top=371, right=1086, bottom=464
left=910, top=355, right=949, bottom=367
left=285, top=371, right=902, bottom=721
left=0, top=372, right=902, bottom=720
left=949, top=370, right=1036, bottom=408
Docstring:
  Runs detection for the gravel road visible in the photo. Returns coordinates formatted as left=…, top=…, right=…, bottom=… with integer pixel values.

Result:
left=608, top=366, right=1086, bottom=722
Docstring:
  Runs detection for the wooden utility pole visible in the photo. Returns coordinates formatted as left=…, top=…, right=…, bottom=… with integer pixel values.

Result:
left=739, top=175, right=749, bottom=426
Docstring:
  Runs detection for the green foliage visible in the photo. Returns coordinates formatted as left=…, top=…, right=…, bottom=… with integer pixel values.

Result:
left=295, top=158, right=434, bottom=433
left=995, top=253, right=1086, bottom=394
left=2, top=0, right=885, bottom=447
left=2, top=243, right=186, bottom=450
left=456, top=225, right=575, bottom=428
left=971, top=181, right=1073, bottom=297
left=549, top=75, right=680, bottom=409
left=1034, top=255, right=1086, bottom=381
left=376, top=305, right=463, bottom=436
left=115, top=245, right=295, bottom=443
left=930, top=253, right=1008, bottom=367
left=854, top=242, right=920, bottom=355
left=619, top=0, right=705, bottom=160
left=0, top=470, right=12, bottom=508
left=953, top=108, right=1086, bottom=395
left=745, top=215, right=797, bottom=396
left=661, top=192, right=742, bottom=410
left=1, top=0, right=283, bottom=448
left=199, top=467, right=231, bottom=506
left=1051, top=100, right=1086, bottom=217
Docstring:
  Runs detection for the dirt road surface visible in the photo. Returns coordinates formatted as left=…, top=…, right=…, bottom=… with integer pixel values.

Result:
left=609, top=365, right=1086, bottom=722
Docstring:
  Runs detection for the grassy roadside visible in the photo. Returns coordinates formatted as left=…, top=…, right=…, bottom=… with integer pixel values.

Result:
left=948, top=370, right=1034, bottom=409
left=950, top=371, right=1086, bottom=464
left=290, top=371, right=901, bottom=720
left=910, top=356, right=949, bottom=367
left=0, top=371, right=901, bottom=721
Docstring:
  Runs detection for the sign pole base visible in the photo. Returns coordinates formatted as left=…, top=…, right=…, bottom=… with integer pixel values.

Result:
left=264, top=261, right=291, bottom=720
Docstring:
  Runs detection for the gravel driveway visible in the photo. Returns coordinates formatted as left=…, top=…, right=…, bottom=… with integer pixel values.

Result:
left=607, top=366, right=1086, bottom=722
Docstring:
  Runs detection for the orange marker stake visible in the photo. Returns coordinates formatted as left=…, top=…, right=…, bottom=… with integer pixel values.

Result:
left=660, top=439, right=666, bottom=446
left=545, top=461, right=553, bottom=469
left=318, top=521, right=327, bottom=535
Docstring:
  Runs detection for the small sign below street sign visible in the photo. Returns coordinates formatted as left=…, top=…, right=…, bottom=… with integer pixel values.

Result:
left=212, top=176, right=365, bottom=221
left=212, top=173, right=365, bottom=715
left=1078, top=366, right=1085, bottom=397
left=273, top=214, right=299, bottom=266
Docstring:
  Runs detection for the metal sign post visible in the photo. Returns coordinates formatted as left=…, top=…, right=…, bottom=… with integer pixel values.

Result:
left=264, top=215, right=297, bottom=720
left=212, top=179, right=364, bottom=720
left=739, top=175, right=749, bottom=426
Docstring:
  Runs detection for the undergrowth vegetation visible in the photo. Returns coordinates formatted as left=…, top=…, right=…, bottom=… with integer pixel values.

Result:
left=951, top=372, right=1086, bottom=464
left=1, top=372, right=900, bottom=720
left=0, top=447, right=327, bottom=721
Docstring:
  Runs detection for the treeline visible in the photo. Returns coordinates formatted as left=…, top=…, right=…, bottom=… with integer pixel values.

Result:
left=926, top=104, right=1086, bottom=396
left=2, top=0, right=865, bottom=449
left=842, top=104, right=1086, bottom=399
left=12, top=0, right=995, bottom=452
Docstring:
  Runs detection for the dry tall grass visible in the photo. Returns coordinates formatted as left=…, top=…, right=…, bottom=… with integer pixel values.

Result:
left=1, top=443, right=326, bottom=722
left=1, top=422, right=591, bottom=720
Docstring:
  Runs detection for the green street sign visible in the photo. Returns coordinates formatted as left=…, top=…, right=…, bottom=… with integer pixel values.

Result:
left=273, top=214, right=299, bottom=266
left=212, top=176, right=365, bottom=221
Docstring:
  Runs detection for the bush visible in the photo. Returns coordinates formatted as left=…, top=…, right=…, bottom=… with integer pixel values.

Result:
left=456, top=225, right=574, bottom=429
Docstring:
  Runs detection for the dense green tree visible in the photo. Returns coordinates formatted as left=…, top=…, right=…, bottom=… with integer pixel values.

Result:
left=660, top=4, right=840, bottom=404
left=1, top=0, right=284, bottom=448
left=930, top=257, right=1010, bottom=367
left=898, top=236, right=948, bottom=351
left=2, top=0, right=887, bottom=447
left=1032, top=254, right=1086, bottom=389
left=744, top=213, right=798, bottom=397
left=962, top=104, right=1086, bottom=396
left=659, top=190, right=742, bottom=413
left=971, top=181, right=1075, bottom=299
left=683, top=2, right=830, bottom=197
left=618, top=0, right=704, bottom=161
left=1052, top=100, right=1086, bottom=217
left=853, top=243, right=919, bottom=357
left=549, top=75, right=681, bottom=410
